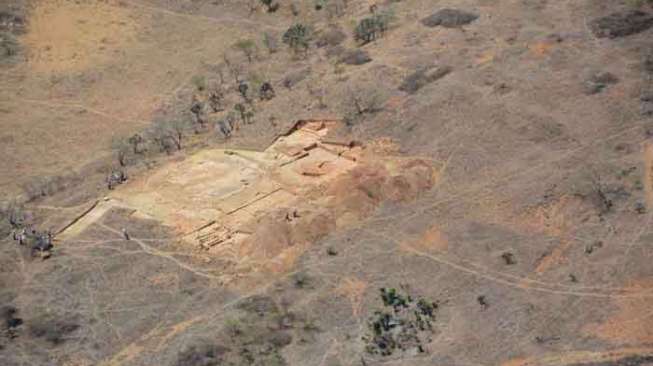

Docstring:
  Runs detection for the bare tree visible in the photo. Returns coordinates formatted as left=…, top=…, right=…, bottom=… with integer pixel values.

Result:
left=223, top=53, right=245, bottom=83
left=233, top=39, right=258, bottom=63
left=128, top=133, right=145, bottom=155
left=343, top=84, right=387, bottom=126
left=111, top=137, right=130, bottom=167
left=208, top=87, right=225, bottom=112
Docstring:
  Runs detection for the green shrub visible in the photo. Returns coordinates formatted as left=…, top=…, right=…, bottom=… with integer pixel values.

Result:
left=0, top=31, right=19, bottom=61
left=354, top=10, right=394, bottom=45
left=283, top=23, right=312, bottom=55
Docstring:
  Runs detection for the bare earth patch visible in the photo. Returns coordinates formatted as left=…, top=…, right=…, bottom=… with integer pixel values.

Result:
left=22, top=0, right=140, bottom=74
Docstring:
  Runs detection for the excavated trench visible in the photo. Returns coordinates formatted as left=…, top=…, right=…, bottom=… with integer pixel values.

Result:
left=57, top=120, right=439, bottom=283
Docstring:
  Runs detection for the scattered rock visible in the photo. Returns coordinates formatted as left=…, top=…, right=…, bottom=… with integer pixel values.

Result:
left=399, top=66, right=452, bottom=94
left=326, top=247, right=338, bottom=256
left=339, top=49, right=372, bottom=65
left=589, top=10, right=653, bottom=38
left=421, top=9, right=479, bottom=28
left=583, top=71, right=618, bottom=95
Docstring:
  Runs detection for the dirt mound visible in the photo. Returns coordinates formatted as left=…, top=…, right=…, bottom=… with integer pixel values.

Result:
left=327, top=159, right=436, bottom=221
left=235, top=206, right=336, bottom=273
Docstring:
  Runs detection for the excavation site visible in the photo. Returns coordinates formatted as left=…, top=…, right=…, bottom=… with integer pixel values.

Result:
left=2, top=0, right=653, bottom=365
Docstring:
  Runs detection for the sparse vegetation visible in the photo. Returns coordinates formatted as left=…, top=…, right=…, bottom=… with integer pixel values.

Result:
left=111, top=137, right=131, bottom=167
left=628, top=0, right=653, bottom=8
left=234, top=103, right=254, bottom=124
left=0, top=31, right=19, bottom=61
left=21, top=173, right=81, bottom=202
left=191, top=75, right=207, bottom=92
left=233, top=39, right=258, bottom=63
left=325, top=0, right=347, bottom=19
left=6, top=2, right=653, bottom=366
left=343, top=84, right=387, bottom=126
left=263, top=32, right=279, bottom=53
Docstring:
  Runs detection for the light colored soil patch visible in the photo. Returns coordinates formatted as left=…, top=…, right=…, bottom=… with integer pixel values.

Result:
left=501, top=348, right=653, bottom=366
left=400, top=224, right=448, bottom=253
left=335, top=277, right=368, bottom=318
left=56, top=199, right=133, bottom=241
left=22, top=0, right=140, bottom=74
left=585, top=280, right=653, bottom=344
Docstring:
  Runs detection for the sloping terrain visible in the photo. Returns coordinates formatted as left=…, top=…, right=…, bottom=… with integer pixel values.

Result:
left=2, top=0, right=653, bottom=366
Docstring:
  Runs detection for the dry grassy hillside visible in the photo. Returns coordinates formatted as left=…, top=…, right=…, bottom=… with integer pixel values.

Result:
left=2, top=0, right=653, bottom=365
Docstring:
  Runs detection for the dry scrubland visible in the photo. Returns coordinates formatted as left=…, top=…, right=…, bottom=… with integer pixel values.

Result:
left=2, top=0, right=653, bottom=365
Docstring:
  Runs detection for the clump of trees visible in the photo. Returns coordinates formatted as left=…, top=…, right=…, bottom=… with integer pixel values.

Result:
left=151, top=120, right=190, bottom=154
left=363, top=287, right=438, bottom=357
